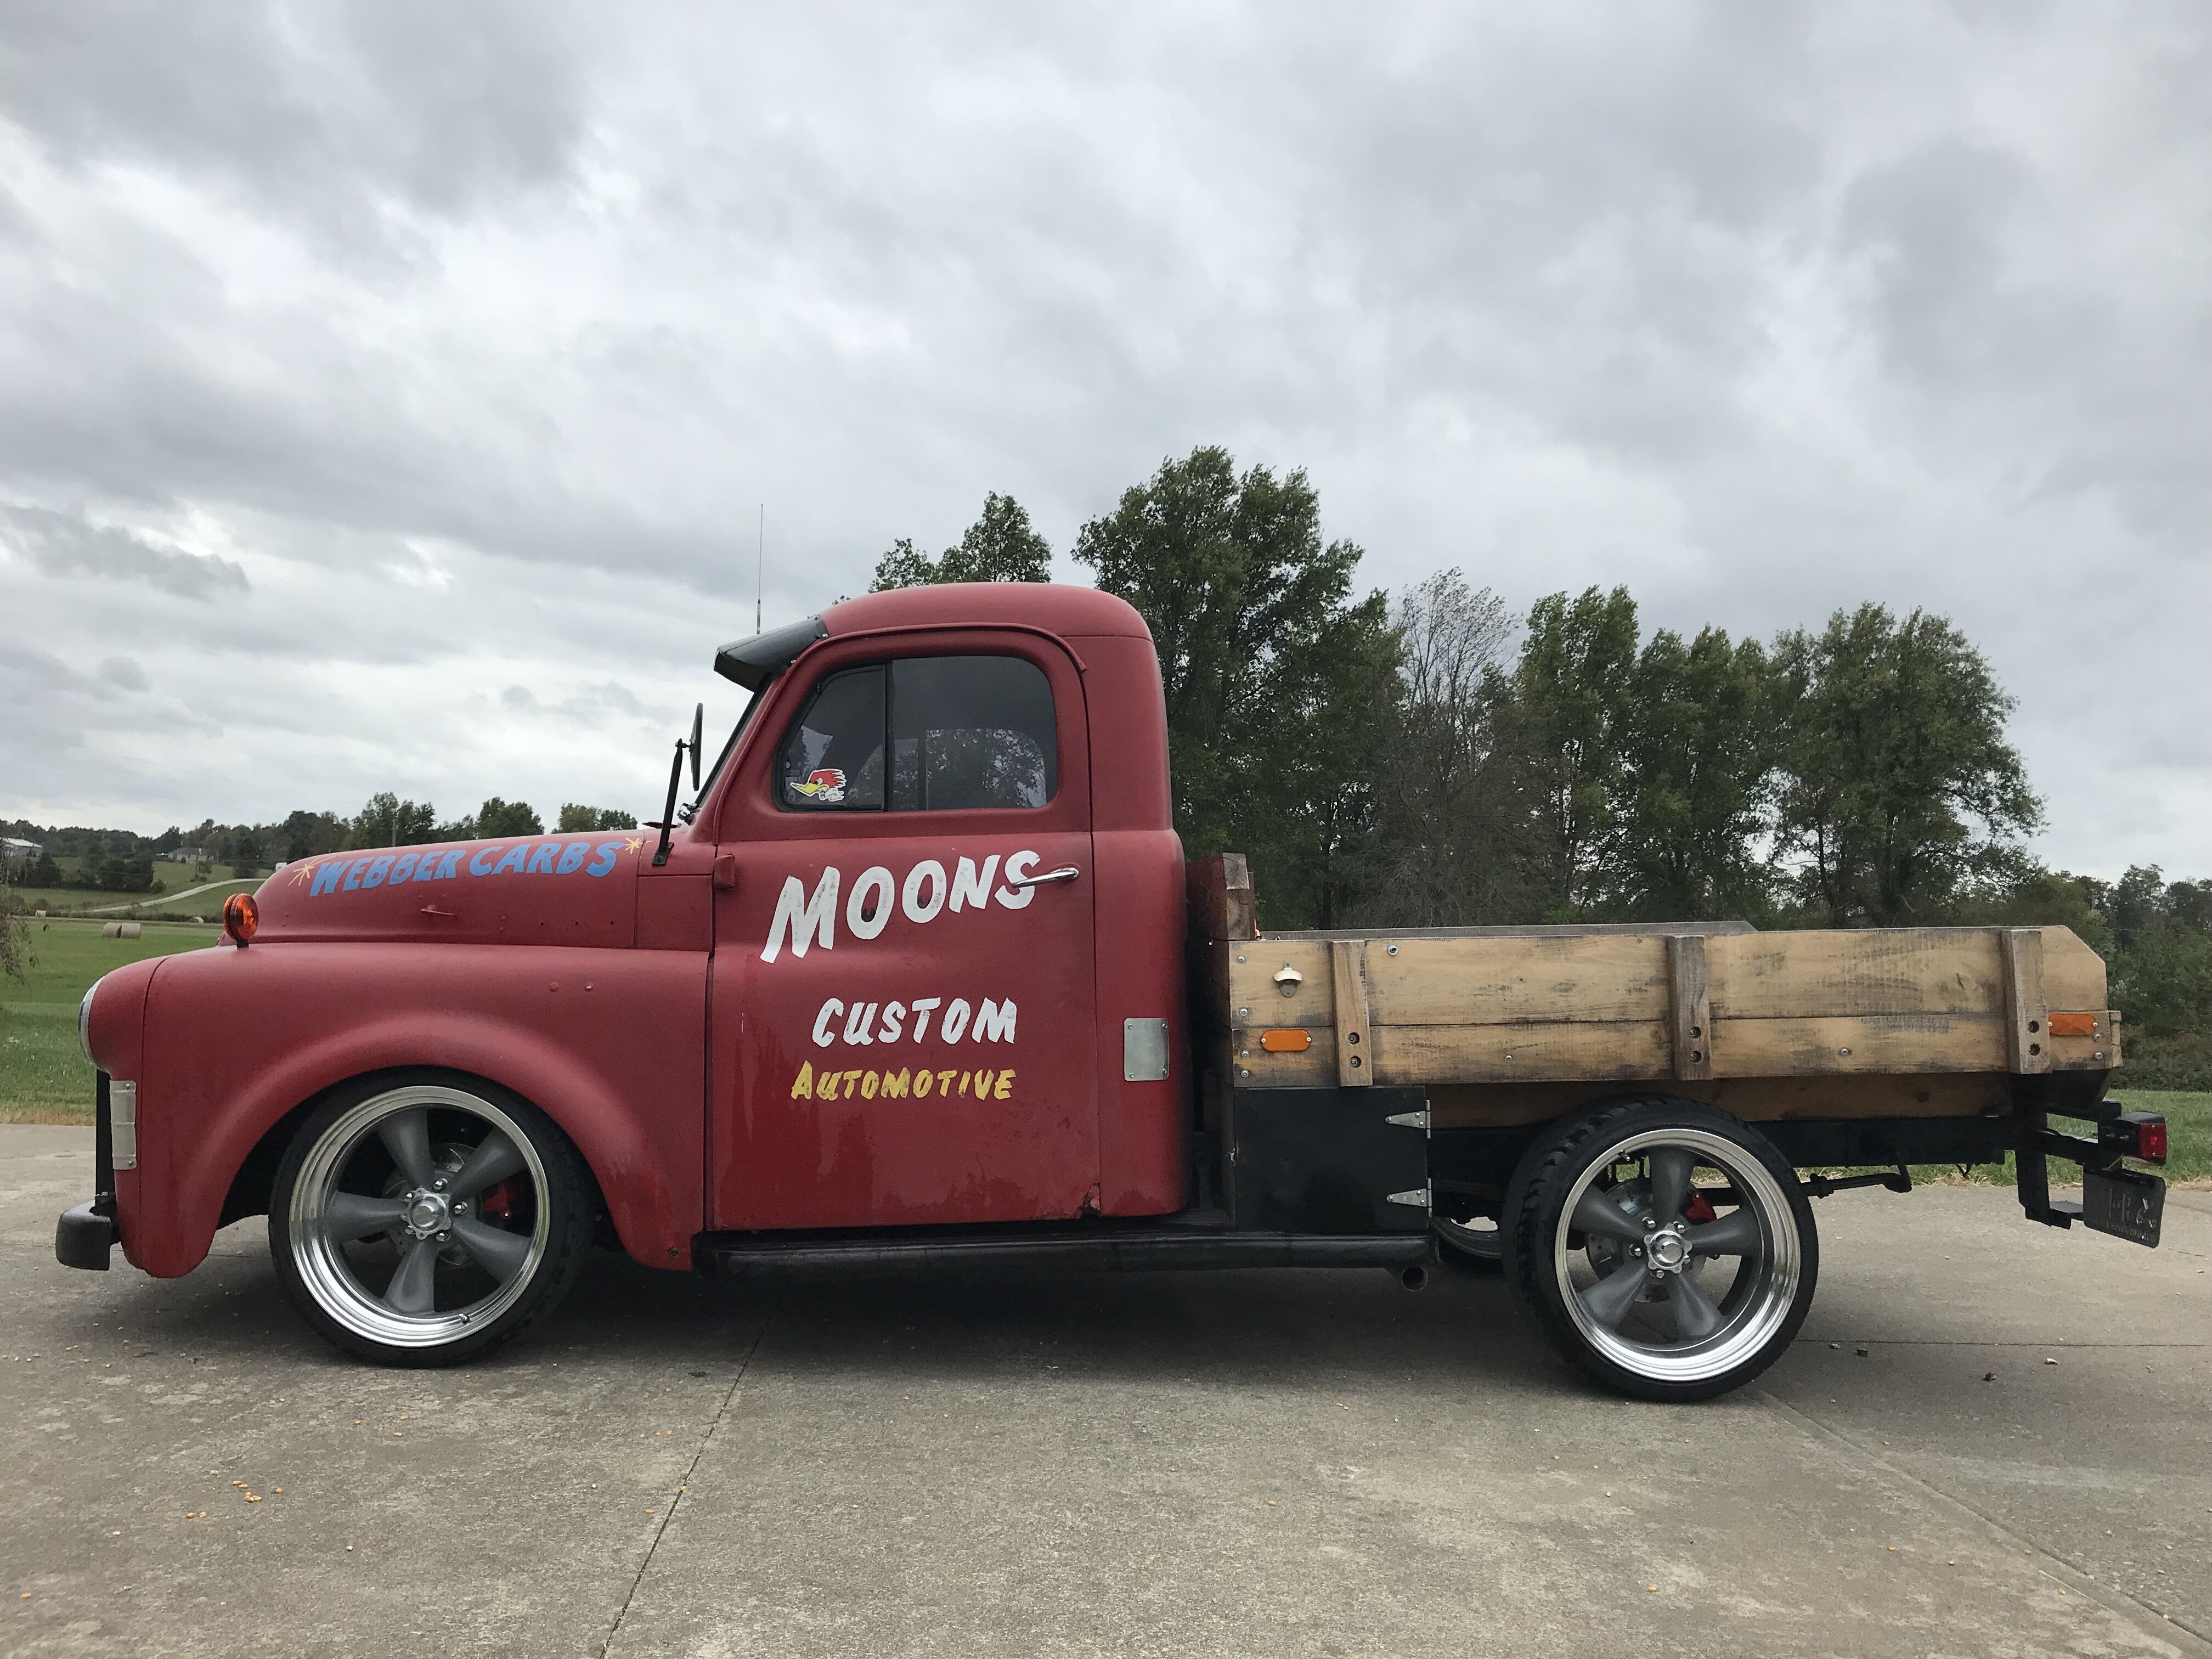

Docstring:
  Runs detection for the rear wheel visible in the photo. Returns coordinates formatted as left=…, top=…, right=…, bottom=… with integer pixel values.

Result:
left=1503, top=1097, right=1816, bottom=1402
left=269, top=1076, right=592, bottom=1367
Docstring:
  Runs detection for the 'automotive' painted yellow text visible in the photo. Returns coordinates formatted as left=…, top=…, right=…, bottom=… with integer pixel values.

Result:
left=791, top=1062, right=1015, bottom=1102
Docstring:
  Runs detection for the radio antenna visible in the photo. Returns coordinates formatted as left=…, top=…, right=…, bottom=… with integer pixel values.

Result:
left=755, top=504, right=765, bottom=633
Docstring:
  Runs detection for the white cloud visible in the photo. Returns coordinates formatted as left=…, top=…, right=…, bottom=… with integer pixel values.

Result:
left=0, top=1, right=2204, bottom=873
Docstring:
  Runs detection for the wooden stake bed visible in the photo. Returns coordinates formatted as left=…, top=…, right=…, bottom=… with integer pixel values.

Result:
left=1188, top=857, right=2119, bottom=1123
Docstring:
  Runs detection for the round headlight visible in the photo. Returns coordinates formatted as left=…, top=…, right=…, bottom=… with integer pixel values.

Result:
left=79, top=977, right=101, bottom=1067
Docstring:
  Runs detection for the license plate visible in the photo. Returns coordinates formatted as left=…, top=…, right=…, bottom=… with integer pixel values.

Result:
left=2083, top=1167, right=2164, bottom=1248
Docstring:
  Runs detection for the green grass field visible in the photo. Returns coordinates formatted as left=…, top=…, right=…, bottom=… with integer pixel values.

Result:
left=5, top=854, right=261, bottom=919
left=0, top=918, right=219, bottom=1120
left=4, top=920, right=2207, bottom=1185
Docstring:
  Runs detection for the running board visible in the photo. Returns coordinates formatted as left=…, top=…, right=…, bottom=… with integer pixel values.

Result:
left=693, top=1226, right=1430, bottom=1277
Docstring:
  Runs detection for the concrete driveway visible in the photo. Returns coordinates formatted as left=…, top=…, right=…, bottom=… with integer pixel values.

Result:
left=3, top=1124, right=2207, bottom=1659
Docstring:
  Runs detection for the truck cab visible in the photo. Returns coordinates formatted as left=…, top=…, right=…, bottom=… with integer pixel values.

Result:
left=689, top=583, right=1190, bottom=1230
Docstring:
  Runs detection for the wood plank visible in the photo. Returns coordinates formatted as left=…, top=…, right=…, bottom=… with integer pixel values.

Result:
left=1706, top=929, right=2005, bottom=1019
left=1710, top=1013, right=2006, bottom=1076
left=2001, top=928, right=2050, bottom=1075
left=2040, top=927, right=2108, bottom=1011
left=1667, top=933, right=1713, bottom=1081
left=1228, top=1036, right=1335, bottom=1088
left=1329, top=939, right=1372, bottom=1087
left=1184, top=854, right=1257, bottom=943
left=1356, top=933, right=1669, bottom=1024
left=1218, top=924, right=2112, bottom=1088
left=1370, top=1021, right=1672, bottom=1085
left=1226, top=943, right=1334, bottom=1028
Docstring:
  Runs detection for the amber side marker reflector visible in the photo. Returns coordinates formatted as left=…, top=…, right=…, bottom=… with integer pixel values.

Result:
left=1259, top=1028, right=1311, bottom=1053
left=2048, top=1012, right=2097, bottom=1037
left=222, top=892, right=259, bottom=946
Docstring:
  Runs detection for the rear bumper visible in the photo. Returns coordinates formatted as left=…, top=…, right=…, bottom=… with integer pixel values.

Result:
left=56, top=1200, right=116, bottom=1271
left=2018, top=1094, right=2167, bottom=1248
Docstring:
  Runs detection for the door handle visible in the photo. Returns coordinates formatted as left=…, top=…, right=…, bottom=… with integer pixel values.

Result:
left=1003, top=864, right=1081, bottom=888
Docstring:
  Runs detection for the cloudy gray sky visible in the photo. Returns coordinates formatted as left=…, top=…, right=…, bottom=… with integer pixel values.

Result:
left=2, top=2, right=2206, bottom=874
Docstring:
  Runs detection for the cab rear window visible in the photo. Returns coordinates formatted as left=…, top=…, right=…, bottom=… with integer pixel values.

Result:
left=776, top=655, right=1055, bottom=812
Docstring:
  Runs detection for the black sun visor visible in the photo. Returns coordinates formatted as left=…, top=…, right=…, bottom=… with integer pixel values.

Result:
left=713, top=615, right=828, bottom=690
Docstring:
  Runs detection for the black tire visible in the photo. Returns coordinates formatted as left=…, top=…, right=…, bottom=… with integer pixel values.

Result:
left=268, top=1072, right=594, bottom=1367
left=1502, top=1095, right=1818, bottom=1402
left=1430, top=1212, right=1504, bottom=1276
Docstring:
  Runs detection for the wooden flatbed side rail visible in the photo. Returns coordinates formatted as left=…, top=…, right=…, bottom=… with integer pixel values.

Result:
left=1667, top=934, right=1713, bottom=1082
left=1222, top=925, right=2118, bottom=1090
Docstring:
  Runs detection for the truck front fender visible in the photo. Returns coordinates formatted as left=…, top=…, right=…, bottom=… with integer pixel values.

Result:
left=131, top=943, right=705, bottom=1278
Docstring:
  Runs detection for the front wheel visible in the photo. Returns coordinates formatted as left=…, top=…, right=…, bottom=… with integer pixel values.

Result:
left=1503, top=1097, right=1817, bottom=1402
left=269, top=1075, right=592, bottom=1366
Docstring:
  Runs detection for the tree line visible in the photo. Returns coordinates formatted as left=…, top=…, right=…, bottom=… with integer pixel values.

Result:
left=0, top=797, right=638, bottom=889
left=872, top=445, right=2210, bottom=1087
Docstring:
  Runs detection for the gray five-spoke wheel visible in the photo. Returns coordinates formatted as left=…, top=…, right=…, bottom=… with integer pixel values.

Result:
left=288, top=1084, right=551, bottom=1350
left=1554, top=1126, right=1803, bottom=1388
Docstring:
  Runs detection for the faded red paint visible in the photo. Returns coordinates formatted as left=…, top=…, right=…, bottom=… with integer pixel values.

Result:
left=80, top=583, right=1189, bottom=1280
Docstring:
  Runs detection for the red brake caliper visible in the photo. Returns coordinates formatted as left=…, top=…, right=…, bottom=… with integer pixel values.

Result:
left=481, top=1178, right=519, bottom=1223
left=1684, top=1193, right=1717, bottom=1224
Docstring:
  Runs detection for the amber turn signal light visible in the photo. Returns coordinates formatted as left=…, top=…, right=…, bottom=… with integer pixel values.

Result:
left=1259, top=1028, right=1311, bottom=1053
left=2047, top=1012, right=2097, bottom=1037
left=222, top=892, right=259, bottom=945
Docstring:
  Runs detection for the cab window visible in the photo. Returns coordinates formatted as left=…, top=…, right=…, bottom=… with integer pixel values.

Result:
left=891, top=656, right=1057, bottom=810
left=775, top=665, right=885, bottom=810
left=776, top=655, right=1056, bottom=812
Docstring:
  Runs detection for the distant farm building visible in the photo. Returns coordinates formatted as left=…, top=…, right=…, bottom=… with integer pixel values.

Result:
left=1, top=837, right=42, bottom=862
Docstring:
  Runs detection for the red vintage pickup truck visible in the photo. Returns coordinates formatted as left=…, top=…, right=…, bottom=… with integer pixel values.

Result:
left=59, top=583, right=2166, bottom=1401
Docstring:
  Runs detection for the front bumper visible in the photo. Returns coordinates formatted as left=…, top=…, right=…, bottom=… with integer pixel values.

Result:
left=56, top=1200, right=115, bottom=1270
left=55, top=1069, right=118, bottom=1271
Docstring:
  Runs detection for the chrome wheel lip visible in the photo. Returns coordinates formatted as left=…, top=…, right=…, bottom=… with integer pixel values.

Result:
left=1554, top=1126, right=1801, bottom=1386
left=290, top=1085, right=549, bottom=1350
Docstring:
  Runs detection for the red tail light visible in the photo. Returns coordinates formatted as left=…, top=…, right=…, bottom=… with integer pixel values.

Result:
left=222, top=892, right=259, bottom=945
left=2103, top=1111, right=2166, bottom=1165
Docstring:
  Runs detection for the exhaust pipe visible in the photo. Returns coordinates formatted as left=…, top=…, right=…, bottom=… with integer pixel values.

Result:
left=1398, top=1262, right=1428, bottom=1291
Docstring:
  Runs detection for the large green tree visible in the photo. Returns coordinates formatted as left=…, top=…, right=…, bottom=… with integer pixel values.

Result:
left=557, top=804, right=638, bottom=832
left=1358, top=570, right=1537, bottom=926
left=871, top=493, right=1053, bottom=590
left=1503, top=586, right=1641, bottom=917
left=471, top=798, right=544, bottom=839
left=1610, top=625, right=1777, bottom=920
left=1772, top=604, right=2040, bottom=926
left=1075, top=446, right=1396, bottom=927
left=2098, top=866, right=2212, bottom=1040
left=346, top=793, right=438, bottom=850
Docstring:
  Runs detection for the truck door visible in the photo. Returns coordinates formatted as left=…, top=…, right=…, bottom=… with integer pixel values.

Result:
left=709, top=637, right=1099, bottom=1229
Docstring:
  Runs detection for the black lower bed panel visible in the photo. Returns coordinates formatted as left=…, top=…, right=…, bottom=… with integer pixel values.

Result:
left=1430, top=1114, right=2014, bottom=1193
